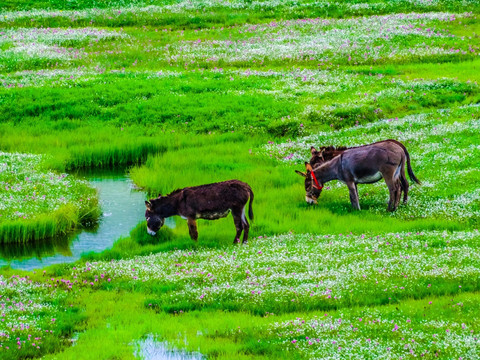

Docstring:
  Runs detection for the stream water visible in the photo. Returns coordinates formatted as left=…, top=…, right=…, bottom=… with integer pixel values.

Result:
left=134, top=335, right=203, bottom=360
left=0, top=170, right=147, bottom=270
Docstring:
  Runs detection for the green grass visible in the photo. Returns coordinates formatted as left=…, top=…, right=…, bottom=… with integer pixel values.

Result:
left=1, top=205, right=84, bottom=243
left=0, top=73, right=298, bottom=132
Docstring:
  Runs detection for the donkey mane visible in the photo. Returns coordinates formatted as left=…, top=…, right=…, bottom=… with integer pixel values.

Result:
left=320, top=139, right=406, bottom=153
left=166, top=188, right=183, bottom=196
left=321, top=145, right=348, bottom=151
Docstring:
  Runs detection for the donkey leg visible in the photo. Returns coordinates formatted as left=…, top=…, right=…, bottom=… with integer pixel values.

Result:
left=385, top=179, right=398, bottom=212
left=401, top=175, right=409, bottom=204
left=394, top=181, right=402, bottom=209
left=347, top=182, right=361, bottom=210
left=232, top=210, right=243, bottom=244
left=187, top=218, right=198, bottom=241
left=241, top=206, right=250, bottom=245
left=398, top=158, right=409, bottom=204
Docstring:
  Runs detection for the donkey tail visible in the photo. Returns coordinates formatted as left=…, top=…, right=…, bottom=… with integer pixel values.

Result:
left=248, top=187, right=254, bottom=221
left=388, top=139, right=421, bottom=185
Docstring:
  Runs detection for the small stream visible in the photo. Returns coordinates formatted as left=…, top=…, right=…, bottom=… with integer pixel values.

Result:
left=0, top=170, right=147, bottom=270
left=134, top=335, right=203, bottom=360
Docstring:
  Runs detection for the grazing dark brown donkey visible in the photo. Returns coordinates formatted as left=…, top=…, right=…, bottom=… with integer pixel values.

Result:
left=296, top=140, right=420, bottom=211
left=145, top=180, right=254, bottom=244
left=309, top=139, right=417, bottom=204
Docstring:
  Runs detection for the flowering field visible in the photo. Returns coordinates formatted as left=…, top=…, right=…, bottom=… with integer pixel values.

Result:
left=0, top=274, right=77, bottom=360
left=0, top=152, right=99, bottom=243
left=1, top=0, right=480, bottom=359
left=74, top=230, right=480, bottom=314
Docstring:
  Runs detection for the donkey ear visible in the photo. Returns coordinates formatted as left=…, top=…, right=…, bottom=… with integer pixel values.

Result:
left=305, top=162, right=314, bottom=172
left=145, top=201, right=153, bottom=211
left=310, top=146, right=317, bottom=156
left=295, top=170, right=307, bottom=178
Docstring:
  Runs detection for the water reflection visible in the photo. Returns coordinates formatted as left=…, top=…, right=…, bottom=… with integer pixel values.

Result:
left=0, top=234, right=74, bottom=259
left=134, top=335, right=203, bottom=360
left=0, top=170, right=146, bottom=270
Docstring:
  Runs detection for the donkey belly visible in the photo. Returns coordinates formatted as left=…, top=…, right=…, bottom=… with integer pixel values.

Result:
left=355, top=171, right=383, bottom=184
left=197, top=209, right=231, bottom=220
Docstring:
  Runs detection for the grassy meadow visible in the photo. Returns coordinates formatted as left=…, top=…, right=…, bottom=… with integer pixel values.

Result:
left=1, top=0, right=480, bottom=359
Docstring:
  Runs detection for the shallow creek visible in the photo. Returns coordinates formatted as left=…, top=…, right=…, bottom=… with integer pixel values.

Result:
left=134, top=335, right=204, bottom=360
left=0, top=170, right=147, bottom=270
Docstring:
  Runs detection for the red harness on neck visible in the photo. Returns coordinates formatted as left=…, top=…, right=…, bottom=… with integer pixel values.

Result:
left=311, top=171, right=323, bottom=190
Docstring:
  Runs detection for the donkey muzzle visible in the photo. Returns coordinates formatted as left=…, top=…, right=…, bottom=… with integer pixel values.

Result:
left=147, top=227, right=157, bottom=236
left=306, top=196, right=318, bottom=205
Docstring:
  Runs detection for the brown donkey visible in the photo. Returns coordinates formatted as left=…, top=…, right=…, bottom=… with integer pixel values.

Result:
left=296, top=140, right=420, bottom=211
left=309, top=139, right=418, bottom=204
left=145, top=180, right=254, bottom=244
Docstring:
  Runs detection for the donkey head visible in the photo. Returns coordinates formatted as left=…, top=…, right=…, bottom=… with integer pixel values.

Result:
left=310, top=145, right=343, bottom=168
left=145, top=197, right=165, bottom=236
left=309, top=146, right=325, bottom=169
left=295, top=162, right=323, bottom=204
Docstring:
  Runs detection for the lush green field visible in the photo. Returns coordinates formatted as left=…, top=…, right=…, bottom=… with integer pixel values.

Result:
left=1, top=0, right=480, bottom=359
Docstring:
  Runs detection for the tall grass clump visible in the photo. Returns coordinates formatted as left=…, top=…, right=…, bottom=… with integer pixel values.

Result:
left=0, top=123, right=168, bottom=171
